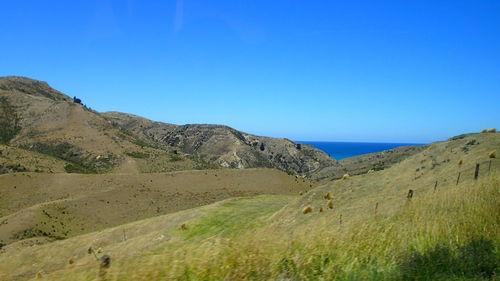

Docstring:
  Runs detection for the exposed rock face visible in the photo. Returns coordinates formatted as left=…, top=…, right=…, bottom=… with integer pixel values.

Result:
left=103, top=112, right=339, bottom=175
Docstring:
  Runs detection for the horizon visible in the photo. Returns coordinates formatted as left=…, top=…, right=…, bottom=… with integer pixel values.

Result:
left=1, top=1, right=499, bottom=143
left=297, top=140, right=425, bottom=144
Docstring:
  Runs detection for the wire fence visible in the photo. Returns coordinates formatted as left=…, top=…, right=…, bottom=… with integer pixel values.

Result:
left=337, top=157, right=500, bottom=225
left=436, top=158, right=499, bottom=189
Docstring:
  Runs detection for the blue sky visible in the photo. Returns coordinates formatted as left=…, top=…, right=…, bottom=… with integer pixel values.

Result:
left=1, top=0, right=499, bottom=143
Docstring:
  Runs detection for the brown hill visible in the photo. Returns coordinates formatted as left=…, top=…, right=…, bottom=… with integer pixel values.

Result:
left=0, top=168, right=313, bottom=247
left=0, top=76, right=339, bottom=177
left=0, top=75, right=426, bottom=179
left=0, top=76, right=202, bottom=174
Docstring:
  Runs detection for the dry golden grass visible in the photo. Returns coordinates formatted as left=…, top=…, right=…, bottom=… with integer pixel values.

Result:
left=1, top=132, right=498, bottom=280
left=27, top=172, right=498, bottom=281
left=0, top=168, right=312, bottom=246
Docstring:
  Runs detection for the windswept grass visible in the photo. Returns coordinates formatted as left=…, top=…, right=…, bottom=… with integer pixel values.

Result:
left=177, top=195, right=293, bottom=239
left=42, top=172, right=499, bottom=281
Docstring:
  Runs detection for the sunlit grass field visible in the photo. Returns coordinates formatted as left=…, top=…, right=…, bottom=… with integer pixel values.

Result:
left=42, top=172, right=498, bottom=281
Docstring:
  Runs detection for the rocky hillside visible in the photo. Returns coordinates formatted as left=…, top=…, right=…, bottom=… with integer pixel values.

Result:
left=103, top=112, right=339, bottom=175
left=0, top=76, right=339, bottom=176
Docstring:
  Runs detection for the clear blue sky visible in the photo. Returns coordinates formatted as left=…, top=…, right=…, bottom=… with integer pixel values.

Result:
left=1, top=1, right=499, bottom=143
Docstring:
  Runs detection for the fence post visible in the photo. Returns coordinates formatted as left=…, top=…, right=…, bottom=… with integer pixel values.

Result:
left=474, top=163, right=480, bottom=180
left=375, top=202, right=379, bottom=214
left=456, top=172, right=461, bottom=186
left=339, top=214, right=343, bottom=225
left=434, top=180, right=438, bottom=192
left=489, top=160, right=492, bottom=173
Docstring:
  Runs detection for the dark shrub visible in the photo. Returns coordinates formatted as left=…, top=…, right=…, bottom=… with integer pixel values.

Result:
left=64, top=163, right=96, bottom=174
left=456, top=237, right=497, bottom=279
left=125, top=151, right=150, bottom=159
left=399, top=244, right=455, bottom=280
left=0, top=97, right=21, bottom=144
left=73, top=96, right=82, bottom=104
left=398, top=237, right=497, bottom=280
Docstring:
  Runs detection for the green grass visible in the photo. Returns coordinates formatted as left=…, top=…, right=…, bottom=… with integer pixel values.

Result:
left=178, top=195, right=293, bottom=239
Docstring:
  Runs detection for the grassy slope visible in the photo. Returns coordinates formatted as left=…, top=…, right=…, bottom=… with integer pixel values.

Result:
left=0, top=169, right=312, bottom=246
left=20, top=174, right=498, bottom=281
left=1, top=84, right=204, bottom=175
left=1, top=133, right=498, bottom=281
left=0, top=144, right=68, bottom=173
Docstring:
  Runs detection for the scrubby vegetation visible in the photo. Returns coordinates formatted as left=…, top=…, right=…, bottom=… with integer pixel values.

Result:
left=125, top=151, right=150, bottom=159
left=23, top=142, right=117, bottom=173
left=24, top=142, right=95, bottom=173
left=0, top=97, right=21, bottom=144
left=0, top=163, right=29, bottom=174
left=170, top=154, right=182, bottom=162
left=399, top=237, right=497, bottom=280
left=13, top=227, right=65, bottom=241
left=64, top=163, right=96, bottom=174
left=132, top=137, right=155, bottom=148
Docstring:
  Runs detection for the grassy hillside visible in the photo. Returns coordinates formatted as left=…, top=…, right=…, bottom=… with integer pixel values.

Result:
left=0, top=144, right=69, bottom=174
left=2, top=170, right=496, bottom=281
left=1, top=132, right=497, bottom=281
left=0, top=76, right=209, bottom=174
left=0, top=169, right=313, bottom=247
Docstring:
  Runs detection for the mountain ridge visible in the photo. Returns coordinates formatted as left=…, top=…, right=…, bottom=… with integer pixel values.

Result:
left=1, top=76, right=425, bottom=179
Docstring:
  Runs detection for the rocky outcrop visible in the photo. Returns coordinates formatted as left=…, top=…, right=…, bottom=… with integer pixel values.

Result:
left=103, top=112, right=340, bottom=175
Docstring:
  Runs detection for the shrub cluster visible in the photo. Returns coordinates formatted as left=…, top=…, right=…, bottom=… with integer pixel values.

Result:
left=0, top=97, right=21, bottom=144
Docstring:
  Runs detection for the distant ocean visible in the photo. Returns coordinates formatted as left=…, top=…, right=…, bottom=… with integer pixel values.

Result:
left=298, top=141, right=423, bottom=160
